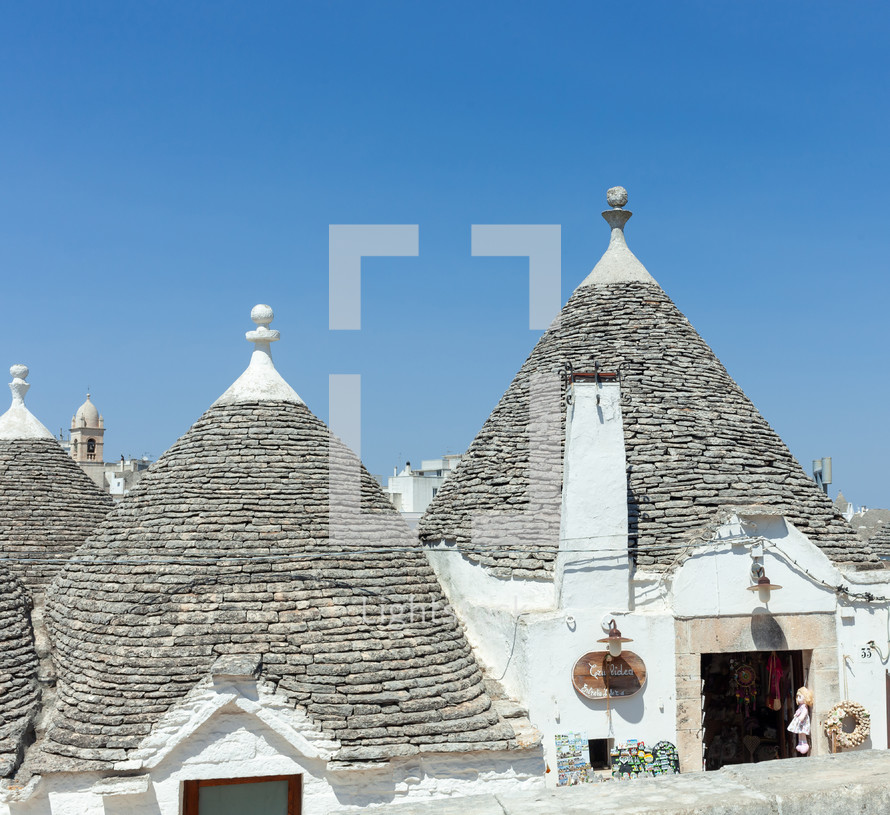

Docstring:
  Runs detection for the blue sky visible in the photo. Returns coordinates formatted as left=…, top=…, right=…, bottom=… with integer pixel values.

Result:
left=1, top=2, right=888, bottom=506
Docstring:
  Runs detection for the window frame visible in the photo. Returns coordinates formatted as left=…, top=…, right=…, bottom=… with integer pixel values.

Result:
left=182, top=774, right=301, bottom=815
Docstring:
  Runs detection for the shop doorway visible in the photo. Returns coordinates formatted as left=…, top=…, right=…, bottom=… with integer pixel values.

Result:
left=701, top=650, right=804, bottom=770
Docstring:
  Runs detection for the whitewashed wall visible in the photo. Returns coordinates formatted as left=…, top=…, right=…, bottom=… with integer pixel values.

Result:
left=427, top=378, right=890, bottom=784
left=1, top=705, right=543, bottom=815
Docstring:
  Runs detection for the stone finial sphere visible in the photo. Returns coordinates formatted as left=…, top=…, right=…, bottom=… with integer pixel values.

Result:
left=606, top=186, right=628, bottom=208
left=9, top=364, right=28, bottom=381
left=251, top=304, right=274, bottom=327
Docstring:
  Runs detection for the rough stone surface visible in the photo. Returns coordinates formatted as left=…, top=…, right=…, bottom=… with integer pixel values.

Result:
left=418, top=280, right=875, bottom=579
left=0, top=438, right=113, bottom=590
left=606, top=186, right=628, bottom=208
left=367, top=749, right=890, bottom=815
left=0, top=566, right=40, bottom=777
left=867, top=524, right=890, bottom=557
left=45, top=399, right=514, bottom=769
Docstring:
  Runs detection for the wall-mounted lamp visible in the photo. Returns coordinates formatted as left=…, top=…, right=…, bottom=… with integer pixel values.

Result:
left=746, top=563, right=782, bottom=603
left=597, top=619, right=632, bottom=658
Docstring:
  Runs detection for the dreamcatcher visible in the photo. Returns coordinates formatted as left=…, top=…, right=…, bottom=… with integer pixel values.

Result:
left=730, top=658, right=757, bottom=713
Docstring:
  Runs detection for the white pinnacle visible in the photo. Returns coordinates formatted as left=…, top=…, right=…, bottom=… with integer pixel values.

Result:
left=578, top=186, right=658, bottom=288
left=0, top=365, right=55, bottom=440
left=214, top=304, right=303, bottom=406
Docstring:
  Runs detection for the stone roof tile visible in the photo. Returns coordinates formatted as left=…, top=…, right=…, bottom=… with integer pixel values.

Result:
left=869, top=525, right=890, bottom=558
left=0, top=567, right=40, bottom=777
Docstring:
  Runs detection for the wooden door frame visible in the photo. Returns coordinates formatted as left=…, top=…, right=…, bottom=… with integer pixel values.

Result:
left=183, top=774, right=301, bottom=815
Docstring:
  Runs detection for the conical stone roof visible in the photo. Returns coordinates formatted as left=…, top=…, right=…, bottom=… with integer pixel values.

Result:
left=45, top=306, right=514, bottom=769
left=419, top=189, right=875, bottom=579
left=0, top=565, right=40, bottom=778
left=868, top=525, right=890, bottom=559
left=0, top=365, right=113, bottom=591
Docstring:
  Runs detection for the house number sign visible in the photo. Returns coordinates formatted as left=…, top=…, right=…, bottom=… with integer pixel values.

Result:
left=572, top=651, right=647, bottom=700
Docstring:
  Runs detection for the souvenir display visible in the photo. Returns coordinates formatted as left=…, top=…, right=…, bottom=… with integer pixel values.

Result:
left=823, top=700, right=870, bottom=750
left=651, top=741, right=680, bottom=775
left=609, top=740, right=679, bottom=779
left=702, top=651, right=803, bottom=770
left=786, top=686, right=813, bottom=754
left=610, top=739, right=645, bottom=780
left=554, top=732, right=591, bottom=786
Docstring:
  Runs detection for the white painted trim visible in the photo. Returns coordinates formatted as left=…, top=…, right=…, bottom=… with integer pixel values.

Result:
left=119, top=677, right=337, bottom=771
left=89, top=775, right=150, bottom=796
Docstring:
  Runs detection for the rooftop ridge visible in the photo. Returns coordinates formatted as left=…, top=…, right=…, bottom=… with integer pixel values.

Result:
left=0, top=364, right=55, bottom=441
left=214, top=304, right=303, bottom=406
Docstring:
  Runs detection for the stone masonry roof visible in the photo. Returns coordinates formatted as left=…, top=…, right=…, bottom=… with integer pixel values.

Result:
left=0, top=438, right=114, bottom=592
left=0, top=566, right=40, bottom=777
left=0, top=364, right=113, bottom=592
left=418, top=193, right=874, bottom=579
left=849, top=508, right=890, bottom=542
left=44, top=307, right=515, bottom=769
left=868, top=524, right=890, bottom=558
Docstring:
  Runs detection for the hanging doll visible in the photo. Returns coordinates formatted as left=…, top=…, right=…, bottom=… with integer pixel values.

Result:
left=787, top=686, right=814, bottom=754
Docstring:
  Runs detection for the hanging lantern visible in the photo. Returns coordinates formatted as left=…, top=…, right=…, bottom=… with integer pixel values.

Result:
left=596, top=619, right=633, bottom=658
left=746, top=563, right=782, bottom=602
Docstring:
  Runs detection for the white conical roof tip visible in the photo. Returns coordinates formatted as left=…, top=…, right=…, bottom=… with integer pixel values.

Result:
left=0, top=363, right=55, bottom=440
left=213, top=304, right=302, bottom=406
left=246, top=304, right=280, bottom=348
left=9, top=364, right=30, bottom=404
left=9, top=364, right=31, bottom=407
left=577, top=185, right=657, bottom=288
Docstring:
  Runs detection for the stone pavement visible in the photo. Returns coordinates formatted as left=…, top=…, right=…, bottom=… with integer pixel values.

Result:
left=369, top=750, right=890, bottom=815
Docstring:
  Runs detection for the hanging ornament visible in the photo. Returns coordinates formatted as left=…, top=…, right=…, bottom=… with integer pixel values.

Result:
left=730, top=658, right=757, bottom=714
left=823, top=701, right=870, bottom=749
left=766, top=651, right=783, bottom=711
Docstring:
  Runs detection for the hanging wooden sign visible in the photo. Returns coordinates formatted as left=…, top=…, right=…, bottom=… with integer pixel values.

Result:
left=572, top=651, right=647, bottom=700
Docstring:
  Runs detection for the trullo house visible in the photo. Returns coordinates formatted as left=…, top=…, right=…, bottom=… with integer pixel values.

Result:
left=419, top=187, right=889, bottom=780
left=0, top=307, right=542, bottom=814
left=0, top=364, right=112, bottom=780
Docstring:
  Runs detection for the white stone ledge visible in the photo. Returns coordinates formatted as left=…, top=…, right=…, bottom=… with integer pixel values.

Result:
left=364, top=750, right=890, bottom=815
left=89, top=775, right=150, bottom=796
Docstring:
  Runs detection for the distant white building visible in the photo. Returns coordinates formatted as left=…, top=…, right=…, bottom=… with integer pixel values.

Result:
left=834, top=492, right=890, bottom=542
left=104, top=455, right=153, bottom=497
left=384, top=455, right=461, bottom=527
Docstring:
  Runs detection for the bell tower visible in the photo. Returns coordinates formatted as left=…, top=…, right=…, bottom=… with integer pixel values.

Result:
left=69, top=393, right=104, bottom=464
